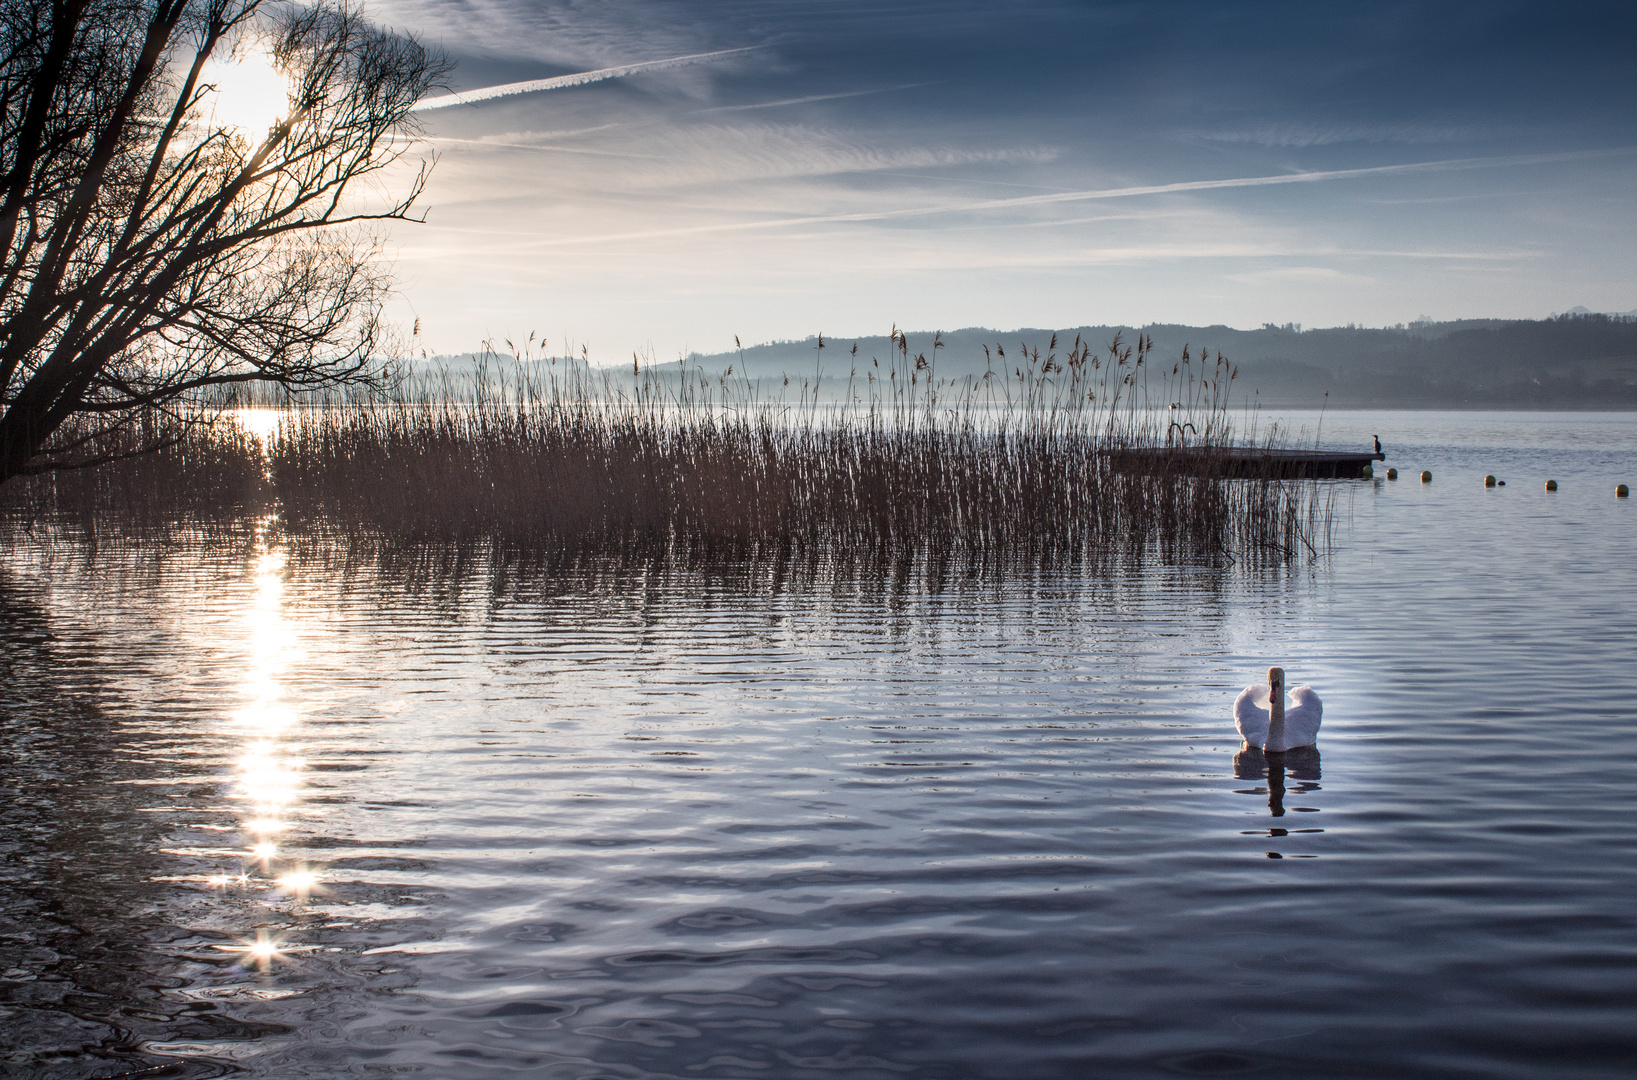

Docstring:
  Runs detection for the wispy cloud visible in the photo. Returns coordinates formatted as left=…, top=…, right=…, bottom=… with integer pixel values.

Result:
left=423, top=132, right=655, bottom=160
left=1226, top=266, right=1356, bottom=284
left=422, top=123, right=624, bottom=145
left=422, top=120, right=1058, bottom=188
left=369, top=0, right=1637, bottom=354
left=699, top=85, right=928, bottom=113
left=514, top=149, right=1634, bottom=246
left=1199, top=121, right=1512, bottom=148
left=372, top=0, right=717, bottom=65
left=411, top=47, right=760, bottom=111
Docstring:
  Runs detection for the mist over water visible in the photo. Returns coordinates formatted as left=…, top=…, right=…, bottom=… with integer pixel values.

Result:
left=2, top=412, right=1634, bottom=1079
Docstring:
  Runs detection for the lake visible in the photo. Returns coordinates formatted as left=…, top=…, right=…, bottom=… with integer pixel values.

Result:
left=2, top=410, right=1634, bottom=1079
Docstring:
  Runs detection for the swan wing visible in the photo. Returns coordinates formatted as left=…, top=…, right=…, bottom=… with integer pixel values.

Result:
left=1234, top=685, right=1269, bottom=744
left=1285, top=685, right=1323, bottom=746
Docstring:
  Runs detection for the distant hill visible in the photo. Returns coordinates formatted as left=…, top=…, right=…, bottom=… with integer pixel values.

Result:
left=680, top=315, right=1637, bottom=408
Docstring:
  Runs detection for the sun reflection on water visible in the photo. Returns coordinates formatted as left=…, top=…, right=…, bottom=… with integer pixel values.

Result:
left=276, top=867, right=322, bottom=901
left=229, top=408, right=283, bottom=466
left=214, top=930, right=317, bottom=972
left=212, top=524, right=323, bottom=965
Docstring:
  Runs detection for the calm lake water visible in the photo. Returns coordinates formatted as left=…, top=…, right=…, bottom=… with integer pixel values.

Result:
left=2, top=411, right=1634, bottom=1079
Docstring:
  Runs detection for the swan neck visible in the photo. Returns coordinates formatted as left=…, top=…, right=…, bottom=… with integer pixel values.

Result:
left=1265, top=684, right=1286, bottom=750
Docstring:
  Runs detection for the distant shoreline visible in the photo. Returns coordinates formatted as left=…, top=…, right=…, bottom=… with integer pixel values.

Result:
left=659, top=314, right=1637, bottom=413
left=400, top=315, right=1637, bottom=412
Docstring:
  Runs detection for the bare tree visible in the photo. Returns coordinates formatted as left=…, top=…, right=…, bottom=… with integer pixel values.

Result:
left=0, top=0, right=445, bottom=483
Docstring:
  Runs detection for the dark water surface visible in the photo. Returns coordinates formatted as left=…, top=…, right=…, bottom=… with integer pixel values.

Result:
left=2, top=412, right=1634, bottom=1079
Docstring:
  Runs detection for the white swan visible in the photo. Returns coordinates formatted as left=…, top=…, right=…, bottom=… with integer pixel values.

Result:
left=1234, top=667, right=1322, bottom=752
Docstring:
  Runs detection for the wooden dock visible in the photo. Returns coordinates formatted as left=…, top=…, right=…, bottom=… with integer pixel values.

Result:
left=1114, top=446, right=1386, bottom=480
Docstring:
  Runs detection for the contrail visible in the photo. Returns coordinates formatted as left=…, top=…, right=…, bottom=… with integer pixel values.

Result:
left=521, top=147, right=1635, bottom=246
left=699, top=84, right=928, bottom=113
left=410, top=47, right=759, bottom=112
left=903, top=150, right=1617, bottom=214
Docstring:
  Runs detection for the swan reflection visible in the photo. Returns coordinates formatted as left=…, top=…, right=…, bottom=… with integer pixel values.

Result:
left=1233, top=745, right=1321, bottom=818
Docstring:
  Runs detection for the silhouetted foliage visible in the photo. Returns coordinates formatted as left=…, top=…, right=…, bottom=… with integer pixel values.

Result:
left=0, top=0, right=445, bottom=484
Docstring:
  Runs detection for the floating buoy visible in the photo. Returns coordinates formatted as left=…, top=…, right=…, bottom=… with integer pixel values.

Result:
left=1386, top=468, right=1398, bottom=480
left=1484, top=475, right=1497, bottom=487
left=1421, top=470, right=1432, bottom=483
left=1545, top=479, right=1558, bottom=491
left=1620, top=484, right=1630, bottom=498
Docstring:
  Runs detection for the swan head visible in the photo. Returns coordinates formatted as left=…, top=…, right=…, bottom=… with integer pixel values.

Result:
left=1267, top=666, right=1284, bottom=696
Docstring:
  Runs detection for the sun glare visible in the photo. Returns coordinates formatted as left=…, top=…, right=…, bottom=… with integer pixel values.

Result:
left=277, top=868, right=321, bottom=900
left=214, top=931, right=305, bottom=970
left=233, top=408, right=283, bottom=447
left=211, top=525, right=333, bottom=977
left=201, top=46, right=292, bottom=139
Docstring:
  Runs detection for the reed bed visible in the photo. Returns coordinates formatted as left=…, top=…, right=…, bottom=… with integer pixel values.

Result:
left=1, top=332, right=1334, bottom=573
left=0, top=411, right=267, bottom=537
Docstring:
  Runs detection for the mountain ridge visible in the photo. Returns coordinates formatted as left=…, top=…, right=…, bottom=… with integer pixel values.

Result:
left=672, top=314, right=1637, bottom=408
left=410, top=313, right=1637, bottom=408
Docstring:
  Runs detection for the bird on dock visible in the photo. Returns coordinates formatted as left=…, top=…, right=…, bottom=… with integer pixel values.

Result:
left=1235, top=667, right=1322, bottom=752
left=1372, top=434, right=1382, bottom=455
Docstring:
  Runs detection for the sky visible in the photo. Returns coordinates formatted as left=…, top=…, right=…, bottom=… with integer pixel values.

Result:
left=361, top=0, right=1637, bottom=362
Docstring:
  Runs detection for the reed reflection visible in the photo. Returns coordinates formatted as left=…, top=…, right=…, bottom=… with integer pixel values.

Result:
left=1234, top=745, right=1321, bottom=817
